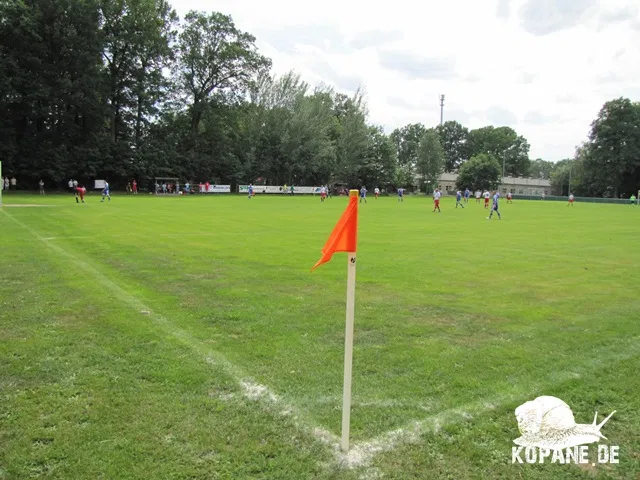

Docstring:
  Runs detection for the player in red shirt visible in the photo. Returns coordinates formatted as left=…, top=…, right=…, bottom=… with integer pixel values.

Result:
left=75, top=186, right=86, bottom=203
left=132, top=179, right=138, bottom=194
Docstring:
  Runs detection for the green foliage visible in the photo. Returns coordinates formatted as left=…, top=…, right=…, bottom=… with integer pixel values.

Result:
left=360, top=126, right=397, bottom=188
left=436, top=120, right=469, bottom=172
left=529, top=158, right=554, bottom=179
left=390, top=123, right=426, bottom=167
left=176, top=11, right=271, bottom=137
left=582, top=97, right=640, bottom=197
left=549, top=157, right=586, bottom=196
left=455, top=153, right=501, bottom=191
left=416, top=128, right=444, bottom=193
left=467, top=126, right=530, bottom=177
left=393, top=163, right=416, bottom=190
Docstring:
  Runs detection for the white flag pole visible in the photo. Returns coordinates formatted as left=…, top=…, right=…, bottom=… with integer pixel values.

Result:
left=341, top=251, right=357, bottom=452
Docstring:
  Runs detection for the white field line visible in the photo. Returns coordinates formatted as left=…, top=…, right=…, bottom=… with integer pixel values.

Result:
left=1, top=209, right=340, bottom=451
left=4, top=209, right=637, bottom=472
left=38, top=233, right=248, bottom=241
left=339, top=338, right=640, bottom=470
left=1, top=204, right=57, bottom=207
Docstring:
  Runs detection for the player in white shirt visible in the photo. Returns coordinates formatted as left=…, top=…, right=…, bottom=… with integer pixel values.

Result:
left=433, top=187, right=442, bottom=213
left=475, top=190, right=481, bottom=203
left=568, top=193, right=574, bottom=207
left=320, top=186, right=326, bottom=202
left=374, top=187, right=380, bottom=199
left=483, top=190, right=490, bottom=209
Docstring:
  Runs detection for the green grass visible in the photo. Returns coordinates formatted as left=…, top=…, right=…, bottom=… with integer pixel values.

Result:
left=1, top=192, right=639, bottom=479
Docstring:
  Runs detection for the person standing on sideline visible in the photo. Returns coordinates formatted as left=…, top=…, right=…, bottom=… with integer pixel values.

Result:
left=630, top=194, right=636, bottom=205
left=10, top=177, right=16, bottom=189
left=359, top=185, right=367, bottom=204
left=568, top=193, right=575, bottom=207
left=39, top=179, right=45, bottom=195
left=433, top=187, right=442, bottom=213
left=487, top=191, right=501, bottom=220
left=3, top=177, right=9, bottom=191
left=132, top=179, right=138, bottom=194
left=455, top=190, right=465, bottom=208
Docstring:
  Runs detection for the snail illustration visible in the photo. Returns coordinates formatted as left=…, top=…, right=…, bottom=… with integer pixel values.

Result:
left=513, top=396, right=615, bottom=450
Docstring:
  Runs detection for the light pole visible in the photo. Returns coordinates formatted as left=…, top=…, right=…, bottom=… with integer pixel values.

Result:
left=568, top=161, right=572, bottom=196
left=439, top=94, right=445, bottom=125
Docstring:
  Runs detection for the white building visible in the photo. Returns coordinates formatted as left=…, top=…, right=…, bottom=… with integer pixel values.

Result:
left=435, top=172, right=552, bottom=196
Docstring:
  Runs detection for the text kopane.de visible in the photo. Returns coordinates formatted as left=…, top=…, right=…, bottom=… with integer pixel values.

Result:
left=512, top=445, right=619, bottom=464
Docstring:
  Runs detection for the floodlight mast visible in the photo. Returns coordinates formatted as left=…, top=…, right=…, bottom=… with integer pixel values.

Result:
left=439, top=94, right=445, bottom=125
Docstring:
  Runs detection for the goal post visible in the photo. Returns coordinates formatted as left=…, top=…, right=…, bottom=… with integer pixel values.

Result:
left=0, top=161, right=2, bottom=207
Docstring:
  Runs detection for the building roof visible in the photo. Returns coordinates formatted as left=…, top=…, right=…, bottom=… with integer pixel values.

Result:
left=432, top=172, right=551, bottom=187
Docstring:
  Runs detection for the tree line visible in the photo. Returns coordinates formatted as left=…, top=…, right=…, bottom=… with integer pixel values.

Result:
left=1, top=0, right=638, bottom=195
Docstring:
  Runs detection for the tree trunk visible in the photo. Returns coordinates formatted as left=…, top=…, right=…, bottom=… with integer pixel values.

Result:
left=191, top=98, right=202, bottom=137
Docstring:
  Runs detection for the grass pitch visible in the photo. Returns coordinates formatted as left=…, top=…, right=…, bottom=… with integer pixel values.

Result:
left=1, top=192, right=639, bottom=479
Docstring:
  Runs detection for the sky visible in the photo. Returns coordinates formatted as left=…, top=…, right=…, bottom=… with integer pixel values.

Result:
left=176, top=0, right=639, bottom=161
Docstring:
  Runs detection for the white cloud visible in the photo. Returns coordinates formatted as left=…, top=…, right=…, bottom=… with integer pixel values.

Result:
left=177, top=0, right=640, bottom=161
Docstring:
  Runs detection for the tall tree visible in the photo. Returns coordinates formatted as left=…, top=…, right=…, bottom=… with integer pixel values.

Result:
left=550, top=158, right=583, bottom=196
left=582, top=97, right=640, bottom=197
left=358, top=126, right=397, bottom=188
left=436, top=120, right=469, bottom=172
left=279, top=91, right=337, bottom=185
left=130, top=0, right=178, bottom=148
left=416, top=128, right=444, bottom=193
left=176, top=11, right=271, bottom=138
left=334, top=88, right=369, bottom=186
left=455, top=153, right=501, bottom=192
left=0, top=0, right=105, bottom=183
left=467, top=126, right=531, bottom=177
left=390, top=123, right=426, bottom=168
left=528, top=158, right=554, bottom=179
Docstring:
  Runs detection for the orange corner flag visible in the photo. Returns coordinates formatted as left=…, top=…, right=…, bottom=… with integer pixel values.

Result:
left=311, top=189, right=359, bottom=271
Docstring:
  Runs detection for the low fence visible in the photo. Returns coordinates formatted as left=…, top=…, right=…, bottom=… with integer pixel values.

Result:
left=238, top=185, right=321, bottom=194
left=512, top=194, right=638, bottom=205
